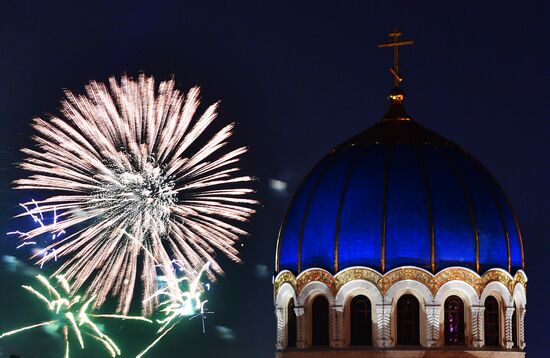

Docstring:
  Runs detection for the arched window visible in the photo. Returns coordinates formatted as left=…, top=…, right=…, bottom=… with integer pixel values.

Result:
left=350, top=295, right=372, bottom=345
left=512, top=302, right=518, bottom=348
left=444, top=295, right=465, bottom=345
left=287, top=299, right=297, bottom=347
left=396, top=294, right=420, bottom=345
left=484, top=296, right=499, bottom=346
left=311, top=295, right=329, bottom=346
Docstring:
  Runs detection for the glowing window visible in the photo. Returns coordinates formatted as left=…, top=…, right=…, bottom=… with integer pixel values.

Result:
left=444, top=295, right=465, bottom=345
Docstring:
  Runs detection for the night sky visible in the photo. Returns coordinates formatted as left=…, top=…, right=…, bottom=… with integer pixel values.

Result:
left=0, top=1, right=548, bottom=357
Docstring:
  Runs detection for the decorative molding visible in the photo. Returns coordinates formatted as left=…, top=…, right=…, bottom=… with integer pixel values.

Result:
left=334, top=267, right=382, bottom=292
left=377, top=303, right=392, bottom=348
left=274, top=271, right=296, bottom=296
left=471, top=306, right=485, bottom=348
left=518, top=307, right=526, bottom=349
left=275, top=267, right=528, bottom=299
left=296, top=269, right=336, bottom=296
left=330, top=305, right=344, bottom=348
left=425, top=304, right=441, bottom=347
left=505, top=306, right=515, bottom=349
left=275, top=307, right=286, bottom=350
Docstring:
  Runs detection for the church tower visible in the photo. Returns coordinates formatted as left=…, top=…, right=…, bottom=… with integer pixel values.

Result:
left=273, top=31, right=527, bottom=357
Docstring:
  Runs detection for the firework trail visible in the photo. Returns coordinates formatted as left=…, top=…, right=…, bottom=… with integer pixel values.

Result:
left=8, top=201, right=66, bottom=268
left=0, top=275, right=151, bottom=358
left=14, top=75, right=256, bottom=314
left=137, top=262, right=211, bottom=358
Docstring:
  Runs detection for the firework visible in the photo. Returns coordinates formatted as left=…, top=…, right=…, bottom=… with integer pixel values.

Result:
left=0, top=275, right=151, bottom=358
left=8, top=201, right=66, bottom=269
left=14, top=75, right=256, bottom=314
left=136, top=262, right=211, bottom=358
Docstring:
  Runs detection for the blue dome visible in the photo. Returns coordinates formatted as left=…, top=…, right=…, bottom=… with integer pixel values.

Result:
left=276, top=118, right=524, bottom=275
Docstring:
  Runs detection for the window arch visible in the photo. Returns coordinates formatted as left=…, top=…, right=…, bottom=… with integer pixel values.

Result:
left=444, top=295, right=465, bottom=345
left=484, top=296, right=499, bottom=346
left=287, top=299, right=297, bottom=347
left=350, top=295, right=372, bottom=345
left=311, top=295, right=329, bottom=346
left=396, top=294, right=420, bottom=345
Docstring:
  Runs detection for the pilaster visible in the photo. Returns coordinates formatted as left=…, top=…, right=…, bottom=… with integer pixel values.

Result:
left=518, top=306, right=526, bottom=349
left=275, top=306, right=286, bottom=350
left=425, top=304, right=441, bottom=347
left=376, top=303, right=392, bottom=348
left=330, top=305, right=345, bottom=348
left=505, top=306, right=515, bottom=349
left=471, top=306, right=485, bottom=348
left=295, top=306, right=307, bottom=348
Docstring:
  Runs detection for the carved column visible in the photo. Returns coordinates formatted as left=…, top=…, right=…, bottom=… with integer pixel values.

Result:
left=471, top=306, right=485, bottom=348
left=295, top=306, right=307, bottom=348
left=330, top=305, right=345, bottom=348
left=425, top=304, right=441, bottom=347
left=518, top=307, right=526, bottom=349
left=505, top=306, right=515, bottom=349
left=275, top=306, right=286, bottom=350
left=376, top=303, right=392, bottom=348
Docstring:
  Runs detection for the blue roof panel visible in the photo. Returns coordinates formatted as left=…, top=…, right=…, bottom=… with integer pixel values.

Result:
left=450, top=150, right=508, bottom=272
left=301, top=149, right=358, bottom=272
left=421, top=145, right=476, bottom=271
left=278, top=155, right=335, bottom=272
left=337, top=145, right=386, bottom=271
left=385, top=145, right=431, bottom=271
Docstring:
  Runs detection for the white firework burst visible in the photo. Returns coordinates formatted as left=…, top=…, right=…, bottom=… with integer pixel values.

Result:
left=14, top=74, right=256, bottom=314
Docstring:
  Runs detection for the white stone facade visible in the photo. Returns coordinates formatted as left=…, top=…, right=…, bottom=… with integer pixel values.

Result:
left=274, top=267, right=527, bottom=353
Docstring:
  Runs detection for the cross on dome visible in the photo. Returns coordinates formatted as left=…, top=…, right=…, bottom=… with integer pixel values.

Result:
left=377, top=29, right=414, bottom=87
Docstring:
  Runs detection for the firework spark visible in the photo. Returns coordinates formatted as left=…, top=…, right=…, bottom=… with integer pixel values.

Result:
left=8, top=201, right=66, bottom=268
left=0, top=275, right=151, bottom=357
left=136, top=262, right=211, bottom=358
left=14, top=75, right=256, bottom=314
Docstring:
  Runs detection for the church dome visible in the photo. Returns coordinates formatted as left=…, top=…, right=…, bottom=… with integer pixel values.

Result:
left=275, top=90, right=524, bottom=276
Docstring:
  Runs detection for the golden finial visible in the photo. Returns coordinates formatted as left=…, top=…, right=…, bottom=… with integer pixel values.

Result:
left=377, top=29, right=414, bottom=87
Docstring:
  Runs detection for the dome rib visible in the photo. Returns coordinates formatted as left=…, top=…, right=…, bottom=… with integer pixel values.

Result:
left=334, top=150, right=364, bottom=272
left=440, top=146, right=481, bottom=273
left=416, top=146, right=436, bottom=273
left=467, top=152, right=524, bottom=271
left=297, top=154, right=338, bottom=273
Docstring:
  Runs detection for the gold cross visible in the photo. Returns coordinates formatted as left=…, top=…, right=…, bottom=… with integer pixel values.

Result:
left=377, top=29, right=414, bottom=87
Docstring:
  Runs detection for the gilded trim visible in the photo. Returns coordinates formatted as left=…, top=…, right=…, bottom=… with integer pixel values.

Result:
left=274, top=266, right=528, bottom=299
left=273, top=271, right=297, bottom=295
left=295, top=269, right=336, bottom=296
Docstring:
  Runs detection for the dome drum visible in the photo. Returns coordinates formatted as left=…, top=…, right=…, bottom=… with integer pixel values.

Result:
left=274, top=267, right=527, bottom=356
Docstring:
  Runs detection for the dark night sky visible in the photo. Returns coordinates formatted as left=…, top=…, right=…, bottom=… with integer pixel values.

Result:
left=0, top=1, right=548, bottom=357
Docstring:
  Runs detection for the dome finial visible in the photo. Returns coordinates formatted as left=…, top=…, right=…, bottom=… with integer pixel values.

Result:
left=378, top=29, right=414, bottom=121
left=377, top=29, right=414, bottom=87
